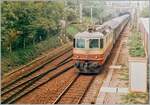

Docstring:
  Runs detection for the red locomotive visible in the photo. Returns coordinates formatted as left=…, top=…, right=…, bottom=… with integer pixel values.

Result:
left=73, top=14, right=130, bottom=73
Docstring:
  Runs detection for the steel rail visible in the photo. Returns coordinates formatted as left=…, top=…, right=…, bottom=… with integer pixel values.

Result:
left=77, top=76, right=96, bottom=104
left=2, top=47, right=72, bottom=90
left=2, top=65, right=74, bottom=104
left=1, top=55, right=72, bottom=96
left=2, top=44, right=72, bottom=78
left=53, top=74, right=80, bottom=104
left=53, top=75, right=96, bottom=104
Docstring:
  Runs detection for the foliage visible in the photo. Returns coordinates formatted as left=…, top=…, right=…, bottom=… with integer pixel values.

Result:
left=2, top=0, right=105, bottom=74
left=128, top=30, right=145, bottom=57
left=1, top=1, right=65, bottom=52
left=66, top=0, right=110, bottom=24
left=140, top=6, right=150, bottom=18
left=121, top=92, right=148, bottom=104
left=82, top=0, right=106, bottom=24
left=1, top=1, right=80, bottom=74
left=65, top=7, right=78, bottom=22
left=118, top=68, right=129, bottom=80
left=66, top=22, right=88, bottom=40
left=2, top=35, right=61, bottom=75
left=66, top=25, right=78, bottom=40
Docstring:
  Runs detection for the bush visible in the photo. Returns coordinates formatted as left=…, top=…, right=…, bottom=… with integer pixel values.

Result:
left=66, top=25, right=79, bottom=40
left=121, top=92, right=148, bottom=104
left=1, top=35, right=62, bottom=75
left=140, top=6, right=150, bottom=18
left=66, top=23, right=88, bottom=40
left=128, top=30, right=145, bottom=57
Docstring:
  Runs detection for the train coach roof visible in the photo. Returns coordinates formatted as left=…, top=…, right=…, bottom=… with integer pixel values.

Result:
left=103, top=20, right=118, bottom=29
left=74, top=31, right=104, bottom=38
left=103, top=14, right=129, bottom=29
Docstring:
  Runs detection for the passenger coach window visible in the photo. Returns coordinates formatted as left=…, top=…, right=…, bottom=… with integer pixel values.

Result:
left=100, top=39, right=103, bottom=48
left=89, top=39, right=99, bottom=48
left=76, top=39, right=85, bottom=48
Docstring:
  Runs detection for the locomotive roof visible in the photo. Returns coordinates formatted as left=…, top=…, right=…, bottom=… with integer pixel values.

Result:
left=74, top=14, right=129, bottom=39
left=74, top=31, right=104, bottom=38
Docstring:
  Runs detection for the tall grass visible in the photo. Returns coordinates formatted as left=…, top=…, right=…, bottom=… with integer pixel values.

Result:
left=128, top=30, right=145, bottom=57
left=121, top=92, right=148, bottom=104
left=2, top=35, right=61, bottom=75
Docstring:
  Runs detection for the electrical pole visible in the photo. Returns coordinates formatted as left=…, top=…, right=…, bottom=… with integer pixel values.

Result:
left=90, top=7, right=93, bottom=24
left=80, top=3, right=83, bottom=23
left=64, top=0, right=67, bottom=36
left=149, top=0, right=150, bottom=69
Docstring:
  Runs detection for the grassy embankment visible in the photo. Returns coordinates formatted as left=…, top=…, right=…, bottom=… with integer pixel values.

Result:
left=121, top=92, right=148, bottom=104
left=128, top=29, right=145, bottom=57
left=2, top=35, right=61, bottom=75
left=121, top=29, right=148, bottom=104
left=2, top=23, right=86, bottom=75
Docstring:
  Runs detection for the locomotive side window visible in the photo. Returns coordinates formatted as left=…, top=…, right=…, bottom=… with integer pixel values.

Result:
left=76, top=39, right=85, bottom=48
left=89, top=39, right=99, bottom=48
left=100, top=39, right=103, bottom=48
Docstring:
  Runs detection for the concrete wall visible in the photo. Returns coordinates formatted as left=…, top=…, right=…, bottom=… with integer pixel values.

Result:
left=139, top=18, right=149, bottom=57
left=129, top=57, right=147, bottom=92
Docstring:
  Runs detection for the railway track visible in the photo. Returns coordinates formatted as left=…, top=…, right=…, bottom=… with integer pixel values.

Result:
left=2, top=44, right=72, bottom=86
left=6, top=32, right=125, bottom=104
left=2, top=30, right=125, bottom=104
left=80, top=25, right=130, bottom=104
left=1, top=25, right=129, bottom=104
left=53, top=74, right=96, bottom=104
left=1, top=63, right=74, bottom=104
left=1, top=46, right=74, bottom=104
left=27, top=28, right=125, bottom=104
left=1, top=55, right=72, bottom=94
left=2, top=52, right=72, bottom=91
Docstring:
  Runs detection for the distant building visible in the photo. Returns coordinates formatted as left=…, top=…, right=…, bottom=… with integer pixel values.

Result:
left=104, top=0, right=149, bottom=11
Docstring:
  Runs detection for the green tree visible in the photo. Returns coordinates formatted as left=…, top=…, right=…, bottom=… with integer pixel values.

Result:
left=1, top=1, right=67, bottom=51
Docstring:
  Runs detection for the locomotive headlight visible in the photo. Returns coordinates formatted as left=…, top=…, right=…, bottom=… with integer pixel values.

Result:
left=95, top=56, right=98, bottom=59
left=76, top=55, right=79, bottom=58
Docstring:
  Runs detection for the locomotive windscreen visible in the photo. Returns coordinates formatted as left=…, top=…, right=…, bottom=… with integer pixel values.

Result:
left=76, top=39, right=85, bottom=48
left=89, top=39, right=99, bottom=48
left=75, top=38, right=104, bottom=49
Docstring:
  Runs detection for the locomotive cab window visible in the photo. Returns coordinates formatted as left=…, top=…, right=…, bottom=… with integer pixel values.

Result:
left=89, top=39, right=99, bottom=48
left=76, top=39, right=85, bottom=48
